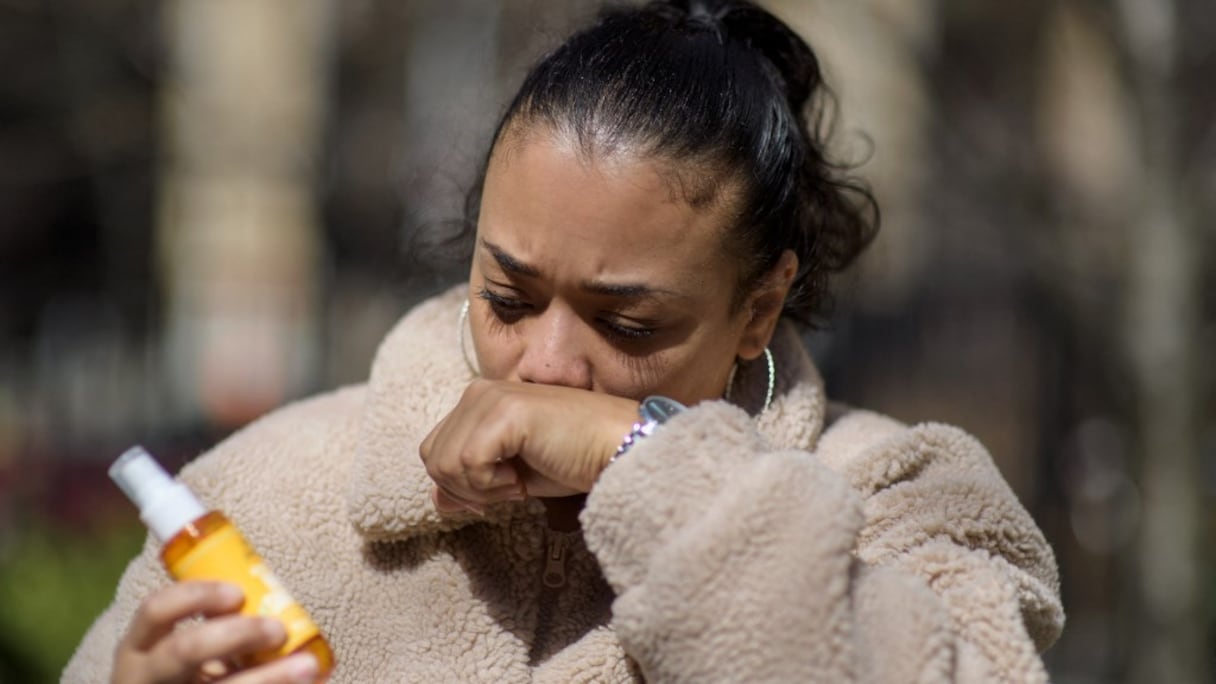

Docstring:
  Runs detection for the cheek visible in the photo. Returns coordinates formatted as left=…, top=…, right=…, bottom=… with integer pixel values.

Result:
left=469, top=310, right=520, bottom=381
left=652, top=349, right=728, bottom=402
left=594, top=339, right=734, bottom=405
left=652, top=326, right=742, bottom=402
left=593, top=349, right=670, bottom=399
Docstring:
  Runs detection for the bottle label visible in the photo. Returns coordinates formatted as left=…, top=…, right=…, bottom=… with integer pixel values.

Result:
left=170, top=522, right=321, bottom=662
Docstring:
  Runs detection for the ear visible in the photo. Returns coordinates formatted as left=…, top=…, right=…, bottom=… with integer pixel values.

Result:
left=735, top=249, right=798, bottom=360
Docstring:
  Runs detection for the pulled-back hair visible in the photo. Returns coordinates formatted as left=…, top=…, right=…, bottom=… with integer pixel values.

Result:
left=458, top=0, right=878, bottom=324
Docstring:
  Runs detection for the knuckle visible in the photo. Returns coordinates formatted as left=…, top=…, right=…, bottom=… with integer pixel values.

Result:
left=134, top=595, right=161, bottom=625
left=457, top=448, right=480, bottom=470
left=137, top=588, right=178, bottom=627
left=166, top=631, right=205, bottom=666
left=489, top=391, right=520, bottom=420
left=432, top=455, right=459, bottom=481
left=464, top=378, right=489, bottom=399
left=477, top=469, right=496, bottom=489
left=426, top=461, right=449, bottom=485
left=467, top=468, right=489, bottom=490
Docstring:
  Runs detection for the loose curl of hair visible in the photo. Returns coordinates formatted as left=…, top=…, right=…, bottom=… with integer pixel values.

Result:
left=429, top=0, right=878, bottom=325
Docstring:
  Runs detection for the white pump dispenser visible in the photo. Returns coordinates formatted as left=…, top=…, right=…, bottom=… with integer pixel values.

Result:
left=109, top=446, right=206, bottom=543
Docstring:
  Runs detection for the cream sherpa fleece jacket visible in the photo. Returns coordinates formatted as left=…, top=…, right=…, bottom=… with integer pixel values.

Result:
left=64, top=286, right=1063, bottom=683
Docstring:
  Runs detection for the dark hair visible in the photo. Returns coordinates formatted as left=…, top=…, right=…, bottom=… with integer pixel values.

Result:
left=451, top=0, right=878, bottom=324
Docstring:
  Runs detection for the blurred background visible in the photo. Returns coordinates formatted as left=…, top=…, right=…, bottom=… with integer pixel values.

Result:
left=0, top=0, right=1212, bottom=681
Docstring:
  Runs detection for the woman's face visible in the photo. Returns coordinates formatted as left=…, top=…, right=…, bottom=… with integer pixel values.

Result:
left=468, top=126, right=776, bottom=405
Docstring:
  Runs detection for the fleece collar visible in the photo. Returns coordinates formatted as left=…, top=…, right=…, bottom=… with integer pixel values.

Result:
left=345, top=285, right=826, bottom=542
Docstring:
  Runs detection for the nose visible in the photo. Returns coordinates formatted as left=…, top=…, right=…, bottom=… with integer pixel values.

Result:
left=516, top=304, right=593, bottom=390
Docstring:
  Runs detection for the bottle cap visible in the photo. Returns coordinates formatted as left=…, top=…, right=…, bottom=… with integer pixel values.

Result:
left=110, top=446, right=206, bottom=542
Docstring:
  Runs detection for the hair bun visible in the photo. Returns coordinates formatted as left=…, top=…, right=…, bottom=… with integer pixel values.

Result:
left=659, top=0, right=821, bottom=112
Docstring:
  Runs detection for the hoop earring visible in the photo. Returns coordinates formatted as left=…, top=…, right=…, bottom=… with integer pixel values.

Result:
left=458, top=299, right=479, bottom=376
left=723, top=347, right=775, bottom=414
left=761, top=346, right=775, bottom=414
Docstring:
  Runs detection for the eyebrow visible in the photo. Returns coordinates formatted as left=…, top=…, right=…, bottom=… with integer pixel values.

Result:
left=481, top=239, right=540, bottom=278
left=479, top=238, right=675, bottom=300
left=580, top=281, right=660, bottom=299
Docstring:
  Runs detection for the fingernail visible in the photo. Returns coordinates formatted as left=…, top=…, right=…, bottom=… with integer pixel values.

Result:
left=462, top=502, right=485, bottom=516
left=218, top=583, right=244, bottom=604
left=285, top=652, right=319, bottom=683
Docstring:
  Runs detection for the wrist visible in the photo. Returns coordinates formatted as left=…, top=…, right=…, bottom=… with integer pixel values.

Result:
left=608, top=396, right=686, bottom=467
left=596, top=398, right=642, bottom=479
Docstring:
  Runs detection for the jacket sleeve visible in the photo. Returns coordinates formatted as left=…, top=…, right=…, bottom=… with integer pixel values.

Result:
left=580, top=401, right=1063, bottom=683
left=61, top=536, right=170, bottom=683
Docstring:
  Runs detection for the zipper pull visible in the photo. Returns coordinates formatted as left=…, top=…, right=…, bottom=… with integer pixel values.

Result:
left=543, top=535, right=568, bottom=589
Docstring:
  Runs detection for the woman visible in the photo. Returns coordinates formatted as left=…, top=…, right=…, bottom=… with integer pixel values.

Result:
left=65, top=1, right=1063, bottom=682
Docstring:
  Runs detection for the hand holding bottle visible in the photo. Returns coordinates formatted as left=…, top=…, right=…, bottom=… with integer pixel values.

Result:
left=108, top=447, right=334, bottom=683
left=112, top=580, right=321, bottom=683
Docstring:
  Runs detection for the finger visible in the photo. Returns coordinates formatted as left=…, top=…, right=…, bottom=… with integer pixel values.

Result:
left=220, top=652, right=320, bottom=684
left=449, top=412, right=524, bottom=492
left=434, top=481, right=528, bottom=516
left=424, top=382, right=525, bottom=501
left=433, top=439, right=503, bottom=501
left=147, top=615, right=285, bottom=680
left=519, top=467, right=583, bottom=498
left=477, top=461, right=520, bottom=490
left=485, top=479, right=529, bottom=503
left=423, top=410, right=485, bottom=489
left=199, top=657, right=232, bottom=680
left=126, top=581, right=245, bottom=650
left=419, top=411, right=453, bottom=465
left=433, top=486, right=481, bottom=515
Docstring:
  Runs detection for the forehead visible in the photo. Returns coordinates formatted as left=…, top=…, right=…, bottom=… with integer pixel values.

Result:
left=478, top=127, right=737, bottom=285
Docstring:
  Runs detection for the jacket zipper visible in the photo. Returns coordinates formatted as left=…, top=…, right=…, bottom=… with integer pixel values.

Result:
left=543, top=533, right=568, bottom=589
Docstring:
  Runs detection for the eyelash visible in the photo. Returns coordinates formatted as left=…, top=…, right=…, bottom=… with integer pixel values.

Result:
left=601, top=319, right=655, bottom=341
left=477, top=287, right=527, bottom=312
left=476, top=287, right=656, bottom=341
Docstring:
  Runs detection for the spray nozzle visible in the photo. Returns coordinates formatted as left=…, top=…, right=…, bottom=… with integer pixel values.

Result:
left=110, top=446, right=173, bottom=509
left=109, top=445, right=206, bottom=542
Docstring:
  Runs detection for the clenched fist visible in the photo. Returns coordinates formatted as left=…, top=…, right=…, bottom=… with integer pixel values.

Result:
left=419, top=380, right=638, bottom=514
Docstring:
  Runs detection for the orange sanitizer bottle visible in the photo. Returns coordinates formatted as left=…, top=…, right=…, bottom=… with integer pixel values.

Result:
left=110, top=446, right=335, bottom=680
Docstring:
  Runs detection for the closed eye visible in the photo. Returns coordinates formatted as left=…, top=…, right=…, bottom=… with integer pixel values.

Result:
left=598, top=317, right=656, bottom=341
left=477, top=287, right=530, bottom=323
left=480, top=285, right=658, bottom=343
